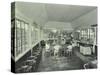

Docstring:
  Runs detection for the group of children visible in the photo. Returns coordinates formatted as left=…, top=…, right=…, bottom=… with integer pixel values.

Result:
left=45, top=39, right=77, bottom=57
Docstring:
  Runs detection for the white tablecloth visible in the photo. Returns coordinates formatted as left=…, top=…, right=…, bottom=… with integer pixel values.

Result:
left=80, top=46, right=91, bottom=55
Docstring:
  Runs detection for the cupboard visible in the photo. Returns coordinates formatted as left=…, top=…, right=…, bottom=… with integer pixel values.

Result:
left=75, top=24, right=97, bottom=55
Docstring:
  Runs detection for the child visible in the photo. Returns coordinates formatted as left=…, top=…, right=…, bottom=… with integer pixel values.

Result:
left=54, top=44, right=61, bottom=57
left=45, top=42, right=50, bottom=57
left=67, top=43, right=73, bottom=56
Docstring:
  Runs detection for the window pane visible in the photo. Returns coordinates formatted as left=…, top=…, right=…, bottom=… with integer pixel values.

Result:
left=21, top=21, right=25, bottom=52
left=25, top=23, right=29, bottom=50
left=16, top=20, right=21, bottom=56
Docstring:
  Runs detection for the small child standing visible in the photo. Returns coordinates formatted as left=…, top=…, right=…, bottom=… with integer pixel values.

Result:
left=45, top=42, right=50, bottom=57
left=54, top=44, right=61, bottom=57
left=67, top=43, right=73, bottom=56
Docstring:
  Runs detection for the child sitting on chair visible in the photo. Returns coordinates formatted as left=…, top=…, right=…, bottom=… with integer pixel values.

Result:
left=67, top=43, right=73, bottom=56
left=45, top=41, right=50, bottom=57
left=54, top=43, right=61, bottom=57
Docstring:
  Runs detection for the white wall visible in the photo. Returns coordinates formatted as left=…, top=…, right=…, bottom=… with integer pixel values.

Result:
left=71, top=9, right=97, bottom=29
left=44, top=21, right=73, bottom=31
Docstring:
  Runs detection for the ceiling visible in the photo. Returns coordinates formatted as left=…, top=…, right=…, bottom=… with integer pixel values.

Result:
left=45, top=4, right=96, bottom=22
left=15, top=2, right=97, bottom=23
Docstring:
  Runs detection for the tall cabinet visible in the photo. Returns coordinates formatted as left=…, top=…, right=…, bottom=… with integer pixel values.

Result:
left=75, top=24, right=97, bottom=55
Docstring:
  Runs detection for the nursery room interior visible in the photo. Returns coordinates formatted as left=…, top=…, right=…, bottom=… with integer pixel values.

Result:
left=11, top=2, right=97, bottom=73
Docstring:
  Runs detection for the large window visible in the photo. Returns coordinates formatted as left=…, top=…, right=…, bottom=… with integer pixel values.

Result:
left=25, top=23, right=29, bottom=49
left=21, top=21, right=25, bottom=53
left=34, top=28, right=39, bottom=42
left=31, top=25, right=35, bottom=45
left=15, top=18, right=29, bottom=57
left=16, top=20, right=21, bottom=56
left=78, top=25, right=97, bottom=44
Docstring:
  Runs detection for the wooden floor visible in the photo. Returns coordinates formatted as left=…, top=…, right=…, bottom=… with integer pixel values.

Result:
left=37, top=49, right=84, bottom=72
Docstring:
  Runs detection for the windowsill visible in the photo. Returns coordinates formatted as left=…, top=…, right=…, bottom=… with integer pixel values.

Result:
left=15, top=39, right=43, bottom=62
